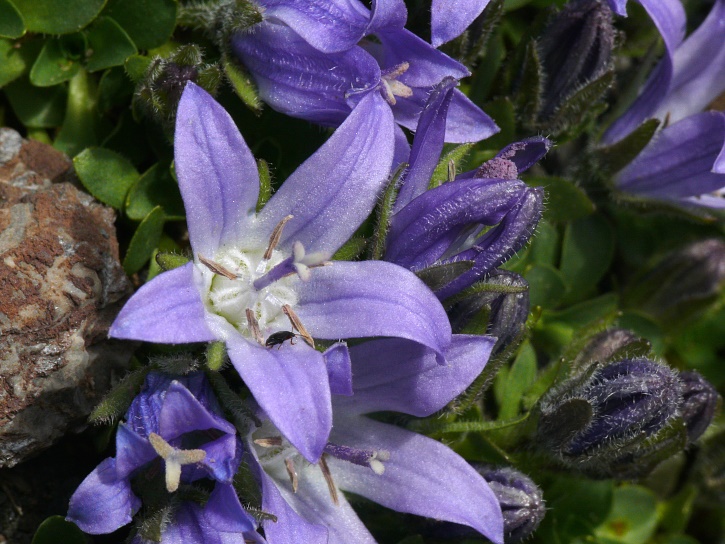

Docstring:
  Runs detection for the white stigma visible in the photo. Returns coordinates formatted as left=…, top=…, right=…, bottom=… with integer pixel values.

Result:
left=148, top=433, right=206, bottom=493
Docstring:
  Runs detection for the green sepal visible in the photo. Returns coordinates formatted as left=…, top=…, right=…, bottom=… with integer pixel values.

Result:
left=123, top=206, right=166, bottom=275
left=429, top=143, right=474, bottom=189
left=0, top=0, right=25, bottom=39
left=514, top=39, right=543, bottom=125
left=85, top=16, right=138, bottom=73
left=206, top=371, right=261, bottom=434
left=415, top=261, right=474, bottom=292
left=206, top=341, right=227, bottom=371
left=333, top=236, right=368, bottom=261
left=369, top=162, right=406, bottom=260
left=409, top=414, right=528, bottom=435
left=88, top=367, right=151, bottom=424
left=595, top=118, right=660, bottom=174
left=73, top=146, right=139, bottom=209
left=545, top=70, right=615, bottom=136
left=156, top=251, right=190, bottom=271
left=256, top=158, right=272, bottom=212
left=125, top=54, right=152, bottom=83
left=29, top=38, right=80, bottom=87
left=224, top=55, right=262, bottom=114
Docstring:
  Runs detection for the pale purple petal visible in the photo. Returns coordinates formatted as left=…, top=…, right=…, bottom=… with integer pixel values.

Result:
left=616, top=112, right=725, bottom=200
left=369, top=0, right=407, bottom=32
left=115, top=424, right=156, bottom=478
left=159, top=380, right=236, bottom=440
left=393, top=124, right=411, bottom=169
left=394, top=87, right=499, bottom=144
left=602, top=0, right=686, bottom=143
left=260, top=0, right=369, bottom=53
left=330, top=417, right=504, bottom=544
left=606, top=0, right=628, bottom=16
left=197, top=435, right=241, bottom=483
left=495, top=137, right=553, bottom=173
left=232, top=22, right=380, bottom=127
left=431, top=0, right=491, bottom=47
left=323, top=342, right=353, bottom=396
left=175, top=82, right=259, bottom=256
left=341, top=335, right=494, bottom=416
left=258, top=91, right=395, bottom=255
left=202, top=483, right=257, bottom=533
left=109, top=263, right=216, bottom=344
left=295, top=261, right=452, bottom=362
left=67, top=458, right=141, bottom=534
left=395, top=77, right=457, bottom=212
left=225, top=333, right=332, bottom=463
left=654, top=0, right=725, bottom=123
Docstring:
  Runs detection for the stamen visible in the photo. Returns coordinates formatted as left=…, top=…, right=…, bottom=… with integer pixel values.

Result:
left=385, top=61, right=410, bottom=79
left=254, top=436, right=283, bottom=448
left=448, top=159, right=456, bottom=182
left=246, top=308, right=265, bottom=345
left=148, top=433, right=206, bottom=492
left=264, top=215, right=294, bottom=260
left=285, top=457, right=299, bottom=493
left=381, top=61, right=413, bottom=105
left=323, top=443, right=390, bottom=475
left=318, top=454, right=339, bottom=506
left=291, top=241, right=331, bottom=282
left=198, top=255, right=238, bottom=280
left=282, top=304, right=315, bottom=348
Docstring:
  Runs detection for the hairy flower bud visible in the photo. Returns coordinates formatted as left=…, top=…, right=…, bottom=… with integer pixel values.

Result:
left=680, top=371, right=720, bottom=443
left=538, top=358, right=684, bottom=477
left=539, top=0, right=614, bottom=119
left=573, top=328, right=652, bottom=369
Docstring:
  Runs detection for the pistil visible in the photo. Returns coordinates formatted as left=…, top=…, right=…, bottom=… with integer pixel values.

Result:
left=148, top=433, right=207, bottom=492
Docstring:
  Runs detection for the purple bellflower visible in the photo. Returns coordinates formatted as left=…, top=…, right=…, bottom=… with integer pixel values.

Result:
left=67, top=372, right=259, bottom=542
left=248, top=334, right=504, bottom=544
left=231, top=0, right=499, bottom=145
left=385, top=78, right=546, bottom=299
left=431, top=0, right=492, bottom=47
left=109, top=82, right=454, bottom=463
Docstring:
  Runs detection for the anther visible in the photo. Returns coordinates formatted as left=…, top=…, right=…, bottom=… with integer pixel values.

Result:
left=323, top=443, right=390, bottom=475
left=254, top=436, right=283, bottom=448
left=292, top=241, right=330, bottom=281
left=148, top=433, right=206, bottom=493
left=245, top=308, right=265, bottom=345
left=447, top=159, right=456, bottom=182
left=285, top=457, right=299, bottom=493
left=283, top=304, right=315, bottom=348
left=318, top=454, right=339, bottom=506
left=264, top=215, right=294, bottom=260
left=381, top=62, right=413, bottom=105
left=198, top=255, right=238, bottom=280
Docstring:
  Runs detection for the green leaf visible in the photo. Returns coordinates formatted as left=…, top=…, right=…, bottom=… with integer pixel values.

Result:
left=126, top=162, right=185, bottom=220
left=29, top=38, right=80, bottom=87
left=0, top=0, right=25, bottom=38
left=370, top=163, right=405, bottom=260
left=595, top=118, right=660, bottom=174
left=256, top=158, right=272, bottom=212
left=97, top=66, right=133, bottom=112
left=416, top=261, right=474, bottom=291
left=559, top=214, right=615, bottom=304
left=409, top=414, right=528, bottom=435
left=123, top=206, right=166, bottom=274
left=155, top=250, right=190, bottom=272
left=594, top=486, right=658, bottom=544
left=74, top=147, right=139, bottom=208
left=85, top=16, right=137, bottom=73
left=102, top=0, right=176, bottom=50
left=0, top=37, right=40, bottom=88
left=522, top=358, right=563, bottom=410
left=478, top=97, right=515, bottom=151
left=547, top=71, right=615, bottom=136
left=13, top=0, right=106, bottom=34
left=529, top=220, right=559, bottom=267
left=124, top=53, right=152, bottom=82
left=497, top=340, right=537, bottom=419
left=528, top=176, right=595, bottom=222
left=429, top=143, right=474, bottom=189
left=54, top=69, right=98, bottom=156
left=617, top=311, right=665, bottom=356
left=32, top=516, right=87, bottom=544
left=224, top=56, right=262, bottom=114
left=525, top=263, right=566, bottom=309
left=4, top=76, right=66, bottom=126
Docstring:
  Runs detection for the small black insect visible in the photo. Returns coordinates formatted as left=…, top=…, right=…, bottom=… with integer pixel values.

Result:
left=265, top=331, right=298, bottom=349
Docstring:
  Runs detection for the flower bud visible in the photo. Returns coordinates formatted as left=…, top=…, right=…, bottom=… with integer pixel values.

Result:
left=679, top=371, right=720, bottom=442
left=539, top=0, right=614, bottom=119
left=573, top=328, right=651, bottom=369
left=538, top=358, right=684, bottom=477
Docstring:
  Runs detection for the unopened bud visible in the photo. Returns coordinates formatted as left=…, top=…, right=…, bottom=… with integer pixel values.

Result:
left=680, top=371, right=720, bottom=443
left=573, top=328, right=652, bottom=370
left=539, top=0, right=614, bottom=118
left=538, top=358, right=684, bottom=477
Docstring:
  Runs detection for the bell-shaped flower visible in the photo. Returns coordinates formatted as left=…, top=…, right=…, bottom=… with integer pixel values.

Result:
left=431, top=0, right=492, bottom=47
left=615, top=111, right=725, bottom=208
left=248, top=334, right=504, bottom=544
left=109, top=82, right=453, bottom=462
left=67, top=373, right=256, bottom=540
left=230, top=0, right=498, bottom=144
left=385, top=78, right=546, bottom=299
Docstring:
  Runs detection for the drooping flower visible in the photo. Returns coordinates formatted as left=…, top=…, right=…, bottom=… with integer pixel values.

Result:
left=385, top=78, right=546, bottom=299
left=230, top=0, right=498, bottom=144
left=248, top=334, right=504, bottom=544
left=109, top=82, right=453, bottom=462
left=67, top=372, right=259, bottom=542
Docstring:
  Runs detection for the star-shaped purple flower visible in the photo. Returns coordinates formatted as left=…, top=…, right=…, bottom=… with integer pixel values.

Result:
left=109, top=82, right=453, bottom=462
left=248, top=334, right=504, bottom=544
left=67, top=372, right=258, bottom=542
left=231, top=0, right=498, bottom=145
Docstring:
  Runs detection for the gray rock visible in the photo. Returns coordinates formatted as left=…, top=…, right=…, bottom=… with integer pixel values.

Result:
left=0, top=128, right=133, bottom=467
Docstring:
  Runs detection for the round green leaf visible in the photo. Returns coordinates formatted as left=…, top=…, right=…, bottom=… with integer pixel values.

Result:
left=4, top=76, right=66, bottom=127
left=594, top=486, right=658, bottom=544
left=102, top=0, right=177, bottom=50
left=0, top=37, right=41, bottom=88
left=12, top=0, right=106, bottom=34
left=126, top=162, right=185, bottom=221
left=0, top=0, right=25, bottom=38
left=32, top=516, right=86, bottom=544
left=528, top=176, right=595, bottom=222
left=29, top=38, right=80, bottom=87
left=525, top=263, right=566, bottom=309
left=73, top=147, right=139, bottom=209
left=85, top=16, right=137, bottom=73
left=123, top=206, right=166, bottom=275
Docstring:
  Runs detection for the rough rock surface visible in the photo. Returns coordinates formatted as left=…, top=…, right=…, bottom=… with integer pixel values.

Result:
left=0, top=128, right=133, bottom=467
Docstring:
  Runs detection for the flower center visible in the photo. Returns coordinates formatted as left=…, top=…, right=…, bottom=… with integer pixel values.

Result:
left=380, top=62, right=413, bottom=106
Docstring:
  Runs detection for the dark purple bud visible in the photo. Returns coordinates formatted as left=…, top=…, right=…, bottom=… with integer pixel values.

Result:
left=573, top=328, right=652, bottom=369
left=449, top=269, right=529, bottom=355
left=539, top=358, right=683, bottom=468
left=680, top=371, right=720, bottom=442
left=539, top=0, right=614, bottom=118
